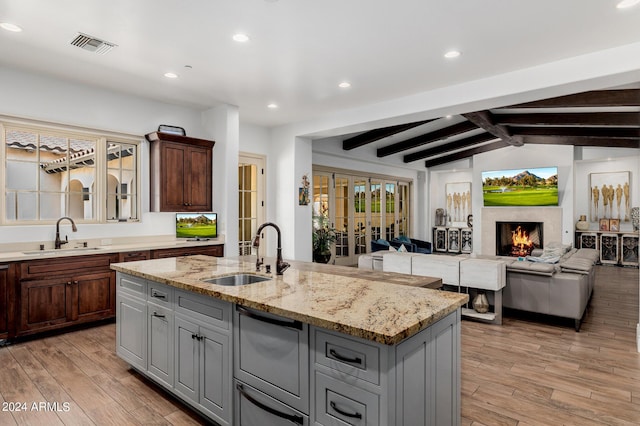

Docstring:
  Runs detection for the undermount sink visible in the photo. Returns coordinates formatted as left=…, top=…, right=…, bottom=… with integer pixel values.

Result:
left=23, top=247, right=104, bottom=255
left=203, top=273, right=272, bottom=286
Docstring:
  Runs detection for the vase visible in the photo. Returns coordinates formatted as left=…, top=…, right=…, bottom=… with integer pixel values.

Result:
left=472, top=292, right=490, bottom=313
left=313, top=252, right=332, bottom=264
left=576, top=215, right=589, bottom=231
left=632, top=207, right=640, bottom=231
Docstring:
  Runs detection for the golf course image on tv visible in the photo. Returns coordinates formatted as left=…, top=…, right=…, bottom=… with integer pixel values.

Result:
left=482, top=167, right=558, bottom=206
left=176, top=213, right=217, bottom=239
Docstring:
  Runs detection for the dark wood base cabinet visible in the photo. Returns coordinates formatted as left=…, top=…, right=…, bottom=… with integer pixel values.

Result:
left=17, top=254, right=118, bottom=337
left=0, top=264, right=12, bottom=339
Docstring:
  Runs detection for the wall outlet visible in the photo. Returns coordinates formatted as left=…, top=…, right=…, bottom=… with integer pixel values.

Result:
left=101, top=238, right=112, bottom=245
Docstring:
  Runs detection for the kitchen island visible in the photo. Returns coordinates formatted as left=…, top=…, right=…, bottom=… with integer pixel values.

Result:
left=112, top=255, right=468, bottom=425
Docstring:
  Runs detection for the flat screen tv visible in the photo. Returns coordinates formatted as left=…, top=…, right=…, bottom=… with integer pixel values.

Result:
left=176, top=213, right=218, bottom=239
left=482, top=167, right=558, bottom=206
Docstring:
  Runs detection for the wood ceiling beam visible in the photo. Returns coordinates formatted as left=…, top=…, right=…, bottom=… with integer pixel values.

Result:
left=523, top=136, right=639, bottom=148
left=507, top=89, right=640, bottom=108
left=461, top=111, right=523, bottom=146
left=512, top=127, right=640, bottom=139
left=493, top=112, right=640, bottom=127
left=376, top=121, right=477, bottom=157
left=404, top=132, right=497, bottom=163
left=424, top=140, right=510, bottom=168
left=342, top=119, right=434, bottom=150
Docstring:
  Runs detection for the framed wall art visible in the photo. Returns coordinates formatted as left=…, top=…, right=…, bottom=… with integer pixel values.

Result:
left=445, top=182, right=471, bottom=227
left=589, top=171, right=630, bottom=223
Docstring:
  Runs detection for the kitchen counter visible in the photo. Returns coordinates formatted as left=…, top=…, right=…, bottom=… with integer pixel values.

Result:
left=0, top=236, right=224, bottom=262
left=111, top=255, right=467, bottom=345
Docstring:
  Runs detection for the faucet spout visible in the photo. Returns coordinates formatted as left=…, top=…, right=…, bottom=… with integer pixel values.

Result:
left=55, top=217, right=77, bottom=249
left=253, top=222, right=290, bottom=275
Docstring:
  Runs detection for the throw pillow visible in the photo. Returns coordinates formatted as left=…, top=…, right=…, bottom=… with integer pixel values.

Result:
left=396, top=235, right=411, bottom=244
left=398, top=244, right=408, bottom=252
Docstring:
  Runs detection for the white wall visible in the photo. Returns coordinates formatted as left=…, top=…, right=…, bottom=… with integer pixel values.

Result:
left=0, top=66, right=220, bottom=246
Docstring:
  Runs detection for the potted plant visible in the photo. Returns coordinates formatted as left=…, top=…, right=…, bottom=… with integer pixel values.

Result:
left=312, top=215, right=336, bottom=263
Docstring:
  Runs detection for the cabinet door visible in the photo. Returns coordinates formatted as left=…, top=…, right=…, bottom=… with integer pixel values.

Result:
left=115, top=292, right=147, bottom=370
left=161, top=142, right=189, bottom=211
left=0, top=265, right=8, bottom=334
left=19, top=277, right=72, bottom=333
left=186, top=145, right=212, bottom=211
left=74, top=271, right=115, bottom=321
left=199, top=324, right=231, bottom=424
left=174, top=315, right=200, bottom=405
left=147, top=304, right=174, bottom=388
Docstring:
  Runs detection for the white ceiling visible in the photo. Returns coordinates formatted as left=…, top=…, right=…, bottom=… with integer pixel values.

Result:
left=1, top=0, right=640, bottom=128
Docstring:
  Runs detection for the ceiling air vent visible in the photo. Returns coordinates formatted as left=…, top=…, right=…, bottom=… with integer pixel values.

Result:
left=70, top=32, right=117, bottom=55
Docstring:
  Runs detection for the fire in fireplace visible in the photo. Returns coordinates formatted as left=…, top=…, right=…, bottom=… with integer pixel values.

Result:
left=496, top=221, right=543, bottom=257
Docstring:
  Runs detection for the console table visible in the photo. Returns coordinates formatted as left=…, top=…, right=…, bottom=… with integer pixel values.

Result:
left=575, top=230, right=638, bottom=267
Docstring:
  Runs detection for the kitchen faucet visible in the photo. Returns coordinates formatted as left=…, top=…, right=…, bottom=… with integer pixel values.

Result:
left=252, top=222, right=290, bottom=275
left=55, top=216, right=77, bottom=249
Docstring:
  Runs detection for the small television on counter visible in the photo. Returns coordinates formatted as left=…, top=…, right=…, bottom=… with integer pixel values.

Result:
left=482, top=166, right=558, bottom=206
left=176, top=213, right=218, bottom=240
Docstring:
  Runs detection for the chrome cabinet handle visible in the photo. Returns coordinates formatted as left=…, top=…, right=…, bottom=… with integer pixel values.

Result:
left=330, top=401, right=362, bottom=419
left=236, top=305, right=303, bottom=330
left=151, top=291, right=166, bottom=299
left=152, top=312, right=165, bottom=318
left=329, top=348, right=362, bottom=365
left=237, top=383, right=303, bottom=425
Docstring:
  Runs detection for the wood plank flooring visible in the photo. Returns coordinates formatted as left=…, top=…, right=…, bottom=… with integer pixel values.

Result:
left=0, top=265, right=638, bottom=425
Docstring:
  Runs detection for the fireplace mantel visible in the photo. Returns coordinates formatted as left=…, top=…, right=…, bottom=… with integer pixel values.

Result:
left=481, top=207, right=563, bottom=256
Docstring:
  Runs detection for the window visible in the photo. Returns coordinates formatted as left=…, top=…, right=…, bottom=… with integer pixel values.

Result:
left=2, top=119, right=140, bottom=224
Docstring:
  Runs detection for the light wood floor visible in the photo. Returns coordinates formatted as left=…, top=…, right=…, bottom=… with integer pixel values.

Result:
left=0, top=265, right=638, bottom=425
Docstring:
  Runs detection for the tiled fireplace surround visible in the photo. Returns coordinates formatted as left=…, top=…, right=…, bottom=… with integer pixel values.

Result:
left=481, top=207, right=563, bottom=256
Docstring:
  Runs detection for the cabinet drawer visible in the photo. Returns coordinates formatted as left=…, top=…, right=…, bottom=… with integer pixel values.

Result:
left=234, top=305, right=309, bottom=414
left=314, top=328, right=380, bottom=386
left=314, top=371, right=379, bottom=426
left=147, top=282, right=173, bottom=306
left=175, top=289, right=230, bottom=330
left=21, top=254, right=116, bottom=279
left=235, top=381, right=309, bottom=426
left=119, top=250, right=151, bottom=262
left=151, top=245, right=223, bottom=259
left=117, top=273, right=147, bottom=297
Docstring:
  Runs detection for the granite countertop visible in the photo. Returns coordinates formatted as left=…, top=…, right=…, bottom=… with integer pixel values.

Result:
left=111, top=255, right=467, bottom=345
left=0, top=237, right=225, bottom=262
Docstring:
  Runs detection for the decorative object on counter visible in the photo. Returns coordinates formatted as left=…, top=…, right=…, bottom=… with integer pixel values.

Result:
left=157, top=124, right=186, bottom=136
left=609, top=218, right=620, bottom=232
left=599, top=218, right=610, bottom=231
left=589, top=171, right=630, bottom=222
left=472, top=291, right=490, bottom=313
left=467, top=214, right=473, bottom=228
left=312, top=215, right=336, bottom=263
left=445, top=181, right=471, bottom=227
left=576, top=215, right=589, bottom=231
left=435, top=208, right=446, bottom=226
left=299, top=174, right=310, bottom=205
left=632, top=207, right=639, bottom=231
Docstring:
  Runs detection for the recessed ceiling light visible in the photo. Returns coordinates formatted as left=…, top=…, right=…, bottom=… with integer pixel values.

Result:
left=267, top=103, right=278, bottom=109
left=233, top=33, right=250, bottom=43
left=0, top=22, right=22, bottom=32
left=444, top=50, right=461, bottom=59
left=338, top=82, right=351, bottom=89
left=617, top=0, right=640, bottom=8
left=164, top=72, right=178, bottom=79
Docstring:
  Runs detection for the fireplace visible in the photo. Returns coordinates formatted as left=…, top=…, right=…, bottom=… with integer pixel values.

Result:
left=496, top=221, right=543, bottom=257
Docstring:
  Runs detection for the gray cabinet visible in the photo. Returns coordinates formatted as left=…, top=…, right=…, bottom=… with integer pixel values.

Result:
left=174, top=294, right=232, bottom=426
left=234, top=380, right=309, bottom=425
left=116, top=273, right=147, bottom=370
left=234, top=305, right=309, bottom=414
left=147, top=302, right=174, bottom=389
left=311, top=310, right=461, bottom=426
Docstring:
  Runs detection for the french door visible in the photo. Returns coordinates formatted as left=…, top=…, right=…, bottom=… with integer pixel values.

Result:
left=313, top=169, right=411, bottom=265
left=238, top=154, right=265, bottom=256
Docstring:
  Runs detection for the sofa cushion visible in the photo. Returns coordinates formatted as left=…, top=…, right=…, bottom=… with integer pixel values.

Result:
left=507, top=261, right=557, bottom=276
left=559, top=256, right=593, bottom=274
left=572, top=248, right=599, bottom=264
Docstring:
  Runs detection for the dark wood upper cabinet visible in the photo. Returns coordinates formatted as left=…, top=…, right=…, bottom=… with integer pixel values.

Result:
left=146, top=132, right=215, bottom=212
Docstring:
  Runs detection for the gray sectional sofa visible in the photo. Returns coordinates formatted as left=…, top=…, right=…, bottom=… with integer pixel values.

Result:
left=502, top=248, right=599, bottom=331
